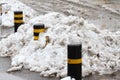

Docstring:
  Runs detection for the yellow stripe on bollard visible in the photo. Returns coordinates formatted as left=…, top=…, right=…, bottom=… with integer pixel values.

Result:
left=14, top=14, right=23, bottom=18
left=34, top=36, right=39, bottom=40
left=14, top=20, right=24, bottom=23
left=68, top=58, right=82, bottom=64
left=34, top=29, right=45, bottom=33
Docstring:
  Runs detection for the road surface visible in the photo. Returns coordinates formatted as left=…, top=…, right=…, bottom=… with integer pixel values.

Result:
left=0, top=57, right=59, bottom=80
left=19, top=0, right=120, bottom=32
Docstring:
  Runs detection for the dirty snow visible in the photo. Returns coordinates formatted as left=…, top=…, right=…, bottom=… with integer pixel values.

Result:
left=101, top=5, right=120, bottom=15
left=0, top=0, right=120, bottom=80
left=67, top=0, right=120, bottom=15
left=0, top=12, right=120, bottom=77
left=0, top=0, right=37, bottom=27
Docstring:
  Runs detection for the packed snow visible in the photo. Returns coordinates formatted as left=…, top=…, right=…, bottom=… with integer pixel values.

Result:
left=0, top=0, right=120, bottom=80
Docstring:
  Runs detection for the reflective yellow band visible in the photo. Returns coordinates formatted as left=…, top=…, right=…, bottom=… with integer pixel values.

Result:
left=68, top=58, right=82, bottom=64
left=14, top=20, right=24, bottom=23
left=14, top=14, right=23, bottom=18
left=34, top=29, right=45, bottom=33
left=34, top=36, right=39, bottom=40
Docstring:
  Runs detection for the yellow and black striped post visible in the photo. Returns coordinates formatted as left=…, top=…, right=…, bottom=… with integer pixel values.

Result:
left=33, top=24, right=45, bottom=40
left=68, top=44, right=82, bottom=80
left=14, top=11, right=24, bottom=32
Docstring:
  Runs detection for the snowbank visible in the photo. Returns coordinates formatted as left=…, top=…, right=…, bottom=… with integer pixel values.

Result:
left=0, top=12, right=120, bottom=78
left=0, top=0, right=37, bottom=27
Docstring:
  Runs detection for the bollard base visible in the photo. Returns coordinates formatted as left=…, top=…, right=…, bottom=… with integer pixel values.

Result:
left=68, top=64, right=81, bottom=80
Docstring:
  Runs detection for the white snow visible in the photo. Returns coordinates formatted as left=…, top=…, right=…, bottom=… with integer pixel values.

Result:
left=0, top=0, right=37, bottom=27
left=0, top=12, right=120, bottom=78
left=61, top=76, right=75, bottom=80
left=0, top=0, right=120, bottom=80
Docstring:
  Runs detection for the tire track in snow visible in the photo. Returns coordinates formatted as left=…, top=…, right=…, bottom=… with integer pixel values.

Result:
left=20, top=0, right=120, bottom=31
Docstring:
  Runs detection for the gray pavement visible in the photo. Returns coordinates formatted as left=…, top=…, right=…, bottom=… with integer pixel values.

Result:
left=83, top=71, right=120, bottom=80
left=0, top=57, right=59, bottom=80
left=0, top=73, right=25, bottom=80
left=19, top=0, right=120, bottom=32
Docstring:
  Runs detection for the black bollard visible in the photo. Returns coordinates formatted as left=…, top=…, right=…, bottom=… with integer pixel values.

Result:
left=68, top=44, right=82, bottom=80
left=14, top=11, right=24, bottom=32
left=33, top=24, right=45, bottom=40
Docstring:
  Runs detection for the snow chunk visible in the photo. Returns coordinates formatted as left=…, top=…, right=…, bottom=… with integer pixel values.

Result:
left=61, top=76, right=75, bottom=80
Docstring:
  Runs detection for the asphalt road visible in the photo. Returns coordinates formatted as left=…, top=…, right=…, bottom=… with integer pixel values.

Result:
left=19, top=0, right=120, bottom=32
left=0, top=57, right=59, bottom=80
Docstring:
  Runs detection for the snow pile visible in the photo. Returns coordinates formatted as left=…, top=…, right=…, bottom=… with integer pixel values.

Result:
left=0, top=12, right=120, bottom=77
left=0, top=0, right=37, bottom=27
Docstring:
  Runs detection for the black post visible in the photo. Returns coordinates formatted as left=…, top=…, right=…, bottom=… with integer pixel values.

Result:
left=68, top=44, right=82, bottom=80
left=33, top=24, right=45, bottom=40
left=14, top=11, right=23, bottom=32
